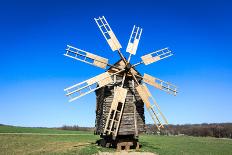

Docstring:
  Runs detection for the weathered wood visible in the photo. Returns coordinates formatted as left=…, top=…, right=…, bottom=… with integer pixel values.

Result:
left=95, top=60, right=145, bottom=137
left=116, top=141, right=133, bottom=151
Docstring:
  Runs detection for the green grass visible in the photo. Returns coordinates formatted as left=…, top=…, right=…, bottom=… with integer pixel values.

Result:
left=140, top=135, right=232, bottom=155
left=0, top=125, right=91, bottom=134
left=0, top=125, right=232, bottom=155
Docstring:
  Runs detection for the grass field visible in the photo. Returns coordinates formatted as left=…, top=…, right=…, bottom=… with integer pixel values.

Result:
left=0, top=126, right=232, bottom=155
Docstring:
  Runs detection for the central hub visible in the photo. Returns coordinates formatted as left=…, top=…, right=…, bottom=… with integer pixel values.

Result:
left=125, top=63, right=132, bottom=72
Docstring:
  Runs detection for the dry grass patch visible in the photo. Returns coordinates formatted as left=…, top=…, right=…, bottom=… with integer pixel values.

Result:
left=30, top=142, right=90, bottom=154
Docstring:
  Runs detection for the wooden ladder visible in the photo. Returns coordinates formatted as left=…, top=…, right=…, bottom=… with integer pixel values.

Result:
left=104, top=101, right=125, bottom=139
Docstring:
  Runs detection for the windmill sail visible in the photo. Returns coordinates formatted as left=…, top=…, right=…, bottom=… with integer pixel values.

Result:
left=141, top=47, right=173, bottom=65
left=143, top=73, right=178, bottom=95
left=64, top=72, right=115, bottom=102
left=136, top=84, right=168, bottom=130
left=126, top=25, right=142, bottom=55
left=65, top=45, right=109, bottom=69
left=94, top=16, right=122, bottom=51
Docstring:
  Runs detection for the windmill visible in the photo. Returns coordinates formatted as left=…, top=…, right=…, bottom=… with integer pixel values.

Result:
left=64, top=16, right=178, bottom=149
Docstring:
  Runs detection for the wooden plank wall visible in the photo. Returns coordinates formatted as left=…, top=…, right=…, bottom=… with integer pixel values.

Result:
left=95, top=74, right=145, bottom=136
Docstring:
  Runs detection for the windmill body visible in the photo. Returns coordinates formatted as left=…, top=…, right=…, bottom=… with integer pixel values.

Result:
left=95, top=60, right=145, bottom=139
left=64, top=16, right=178, bottom=148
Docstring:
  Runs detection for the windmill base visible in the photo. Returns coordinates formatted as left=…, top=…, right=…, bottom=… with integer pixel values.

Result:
left=96, top=135, right=140, bottom=151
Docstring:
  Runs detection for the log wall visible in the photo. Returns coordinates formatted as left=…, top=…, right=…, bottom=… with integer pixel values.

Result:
left=95, top=74, right=145, bottom=136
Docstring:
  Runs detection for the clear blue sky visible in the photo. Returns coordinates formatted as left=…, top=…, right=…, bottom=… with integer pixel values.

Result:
left=0, top=0, right=231, bottom=127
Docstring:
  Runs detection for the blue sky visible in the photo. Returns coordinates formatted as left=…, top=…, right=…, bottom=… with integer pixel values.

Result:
left=0, top=0, right=231, bottom=127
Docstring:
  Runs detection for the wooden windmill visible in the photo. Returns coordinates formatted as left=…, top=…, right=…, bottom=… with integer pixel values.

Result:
left=64, top=16, right=178, bottom=149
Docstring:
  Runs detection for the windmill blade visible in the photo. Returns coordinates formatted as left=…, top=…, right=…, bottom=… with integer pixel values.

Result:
left=94, top=16, right=122, bottom=51
left=110, top=87, right=128, bottom=111
left=104, top=86, right=128, bottom=138
left=126, top=25, right=143, bottom=55
left=140, top=47, right=173, bottom=65
left=64, top=45, right=109, bottom=69
left=143, top=73, right=178, bottom=96
left=64, top=71, right=122, bottom=102
left=136, top=84, right=168, bottom=130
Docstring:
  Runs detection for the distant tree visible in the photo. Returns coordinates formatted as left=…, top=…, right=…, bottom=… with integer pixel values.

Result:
left=145, top=123, right=232, bottom=139
left=60, top=125, right=94, bottom=131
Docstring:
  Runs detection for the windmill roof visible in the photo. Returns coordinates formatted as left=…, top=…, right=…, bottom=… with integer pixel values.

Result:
left=107, top=59, right=142, bottom=76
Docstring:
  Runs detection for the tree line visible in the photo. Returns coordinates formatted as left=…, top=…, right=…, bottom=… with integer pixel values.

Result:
left=59, top=125, right=94, bottom=131
left=146, top=123, right=232, bottom=138
left=58, top=123, right=232, bottom=139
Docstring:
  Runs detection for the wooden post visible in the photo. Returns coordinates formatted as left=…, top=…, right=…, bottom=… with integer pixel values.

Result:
left=132, top=80, right=138, bottom=137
